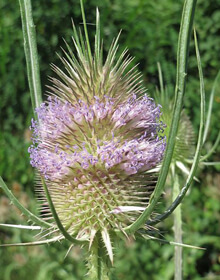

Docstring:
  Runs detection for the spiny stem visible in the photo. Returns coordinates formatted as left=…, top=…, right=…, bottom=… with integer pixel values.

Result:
left=87, top=234, right=110, bottom=280
left=19, top=0, right=43, bottom=117
left=172, top=173, right=183, bottom=280
left=97, top=239, right=102, bottom=280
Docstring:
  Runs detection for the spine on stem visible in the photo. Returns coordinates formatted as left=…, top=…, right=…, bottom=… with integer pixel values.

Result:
left=19, top=0, right=43, bottom=116
left=87, top=234, right=111, bottom=280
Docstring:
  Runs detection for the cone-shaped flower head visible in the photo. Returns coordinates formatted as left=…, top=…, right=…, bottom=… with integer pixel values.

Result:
left=28, top=14, right=166, bottom=260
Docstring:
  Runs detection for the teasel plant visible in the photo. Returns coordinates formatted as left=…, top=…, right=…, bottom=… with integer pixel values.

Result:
left=0, top=0, right=219, bottom=279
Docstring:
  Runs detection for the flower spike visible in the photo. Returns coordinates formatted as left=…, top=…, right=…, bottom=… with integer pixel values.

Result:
left=28, top=8, right=165, bottom=262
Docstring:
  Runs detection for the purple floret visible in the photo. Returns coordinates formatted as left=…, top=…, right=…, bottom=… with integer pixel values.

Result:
left=29, top=94, right=165, bottom=180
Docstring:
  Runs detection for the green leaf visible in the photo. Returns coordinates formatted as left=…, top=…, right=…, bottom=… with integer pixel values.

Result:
left=0, top=176, right=51, bottom=228
left=41, top=178, right=86, bottom=245
left=0, top=236, right=61, bottom=247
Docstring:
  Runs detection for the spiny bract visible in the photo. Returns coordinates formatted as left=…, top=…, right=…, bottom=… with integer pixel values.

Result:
left=28, top=13, right=166, bottom=261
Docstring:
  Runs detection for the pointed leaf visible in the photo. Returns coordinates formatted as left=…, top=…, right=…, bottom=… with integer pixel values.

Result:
left=101, top=229, right=113, bottom=264
left=141, top=234, right=205, bottom=250
left=0, top=223, right=41, bottom=230
left=0, top=177, right=51, bottom=228
left=0, top=236, right=62, bottom=247
left=41, top=178, right=86, bottom=245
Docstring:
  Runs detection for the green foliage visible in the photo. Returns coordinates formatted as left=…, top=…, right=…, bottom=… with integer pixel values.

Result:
left=0, top=0, right=219, bottom=279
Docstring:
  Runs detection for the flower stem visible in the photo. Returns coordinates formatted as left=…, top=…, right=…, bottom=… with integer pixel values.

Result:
left=87, top=234, right=110, bottom=280
left=19, top=0, right=43, bottom=116
left=172, top=173, right=183, bottom=280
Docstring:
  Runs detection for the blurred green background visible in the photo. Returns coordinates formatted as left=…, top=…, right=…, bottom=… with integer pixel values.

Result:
left=0, top=0, right=220, bottom=279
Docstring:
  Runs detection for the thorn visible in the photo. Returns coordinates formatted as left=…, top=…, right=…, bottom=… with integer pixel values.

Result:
left=64, top=244, right=74, bottom=259
left=101, top=229, right=113, bottom=264
left=89, top=229, right=97, bottom=250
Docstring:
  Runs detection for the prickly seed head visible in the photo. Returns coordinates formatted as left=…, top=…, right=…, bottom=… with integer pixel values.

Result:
left=28, top=20, right=166, bottom=260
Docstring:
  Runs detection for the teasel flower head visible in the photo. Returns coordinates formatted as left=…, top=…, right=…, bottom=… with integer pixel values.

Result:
left=28, top=11, right=166, bottom=262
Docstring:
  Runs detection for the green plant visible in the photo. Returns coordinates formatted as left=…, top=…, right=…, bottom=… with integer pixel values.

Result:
left=0, top=1, right=219, bottom=277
